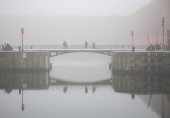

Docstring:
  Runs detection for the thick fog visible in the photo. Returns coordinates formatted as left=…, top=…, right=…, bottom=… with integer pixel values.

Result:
left=0, top=0, right=152, bottom=16
left=1, top=0, right=169, bottom=45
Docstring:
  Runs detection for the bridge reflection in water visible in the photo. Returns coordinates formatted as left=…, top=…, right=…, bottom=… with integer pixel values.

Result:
left=0, top=72, right=170, bottom=95
left=0, top=72, right=170, bottom=117
left=111, top=73, right=170, bottom=118
left=50, top=73, right=170, bottom=118
left=112, top=74, right=170, bottom=95
left=0, top=72, right=50, bottom=93
left=50, top=77, right=112, bottom=93
left=0, top=72, right=50, bottom=111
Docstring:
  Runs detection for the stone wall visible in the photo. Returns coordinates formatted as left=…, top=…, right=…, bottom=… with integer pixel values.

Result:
left=111, top=52, right=170, bottom=74
left=0, top=52, right=50, bottom=71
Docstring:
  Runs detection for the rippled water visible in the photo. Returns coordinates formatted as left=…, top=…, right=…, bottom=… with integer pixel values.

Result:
left=0, top=53, right=169, bottom=118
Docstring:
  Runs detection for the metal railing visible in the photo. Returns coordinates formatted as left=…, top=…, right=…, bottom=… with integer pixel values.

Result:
left=10, top=45, right=148, bottom=50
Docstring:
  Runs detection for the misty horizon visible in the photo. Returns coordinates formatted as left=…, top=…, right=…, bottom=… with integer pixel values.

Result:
left=0, top=0, right=169, bottom=46
left=0, top=0, right=152, bottom=16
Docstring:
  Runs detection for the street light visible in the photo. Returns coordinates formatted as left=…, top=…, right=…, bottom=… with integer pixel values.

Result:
left=131, top=31, right=134, bottom=52
left=162, top=17, right=165, bottom=50
left=21, top=28, right=24, bottom=51
left=147, top=37, right=151, bottom=51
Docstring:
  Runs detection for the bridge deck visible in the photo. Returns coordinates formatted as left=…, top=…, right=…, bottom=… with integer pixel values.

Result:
left=0, top=45, right=166, bottom=56
left=9, top=44, right=147, bottom=49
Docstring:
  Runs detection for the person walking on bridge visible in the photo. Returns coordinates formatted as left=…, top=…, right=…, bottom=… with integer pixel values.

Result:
left=63, top=41, right=68, bottom=49
left=18, top=46, right=21, bottom=52
left=92, top=42, right=96, bottom=49
left=85, top=41, right=88, bottom=49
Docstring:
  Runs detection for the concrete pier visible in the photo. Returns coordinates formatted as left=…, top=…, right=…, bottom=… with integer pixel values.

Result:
left=111, top=52, right=170, bottom=74
left=0, top=52, right=50, bottom=71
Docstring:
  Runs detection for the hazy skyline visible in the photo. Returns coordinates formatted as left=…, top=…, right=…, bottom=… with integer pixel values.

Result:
left=0, top=0, right=152, bottom=16
left=0, top=0, right=168, bottom=45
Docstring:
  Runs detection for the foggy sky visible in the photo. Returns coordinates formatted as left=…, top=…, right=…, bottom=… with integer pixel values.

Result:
left=0, top=0, right=152, bottom=16
left=0, top=0, right=155, bottom=45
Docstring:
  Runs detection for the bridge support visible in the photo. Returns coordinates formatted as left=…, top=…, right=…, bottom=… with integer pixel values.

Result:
left=111, top=52, right=170, bottom=74
left=0, top=52, right=50, bottom=71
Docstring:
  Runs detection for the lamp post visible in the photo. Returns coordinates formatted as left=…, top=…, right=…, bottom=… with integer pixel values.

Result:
left=162, top=17, right=165, bottom=50
left=21, top=28, right=24, bottom=51
left=131, top=31, right=134, bottom=52
left=147, top=37, right=150, bottom=51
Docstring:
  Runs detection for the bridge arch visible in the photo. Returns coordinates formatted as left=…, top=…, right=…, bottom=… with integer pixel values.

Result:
left=50, top=50, right=112, bottom=57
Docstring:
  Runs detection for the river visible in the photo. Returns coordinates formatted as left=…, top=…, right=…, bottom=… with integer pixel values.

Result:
left=0, top=53, right=169, bottom=118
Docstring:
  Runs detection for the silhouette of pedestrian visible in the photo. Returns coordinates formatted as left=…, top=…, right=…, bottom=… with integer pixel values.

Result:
left=132, top=46, right=135, bottom=52
left=92, top=42, right=96, bottom=49
left=85, top=41, right=88, bottom=49
left=65, top=41, right=68, bottom=49
left=18, top=46, right=21, bottom=52
left=63, top=41, right=68, bottom=49
left=63, top=41, right=66, bottom=49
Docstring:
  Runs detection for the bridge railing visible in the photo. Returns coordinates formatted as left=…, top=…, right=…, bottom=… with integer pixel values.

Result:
left=10, top=45, right=148, bottom=50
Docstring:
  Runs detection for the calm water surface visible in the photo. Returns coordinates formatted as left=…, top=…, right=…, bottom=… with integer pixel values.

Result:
left=0, top=53, right=169, bottom=118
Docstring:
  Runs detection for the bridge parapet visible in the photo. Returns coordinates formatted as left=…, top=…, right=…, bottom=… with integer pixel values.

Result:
left=9, top=45, right=148, bottom=50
